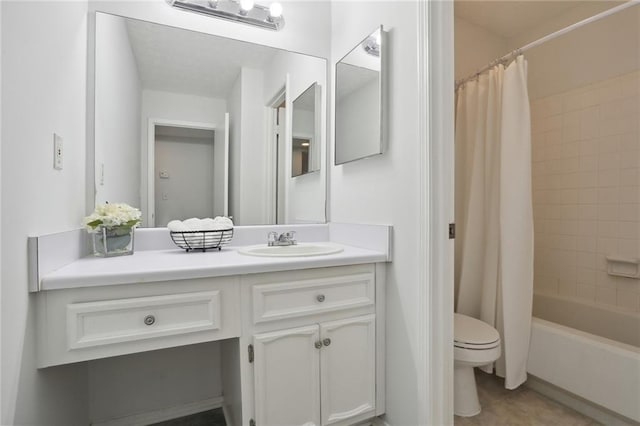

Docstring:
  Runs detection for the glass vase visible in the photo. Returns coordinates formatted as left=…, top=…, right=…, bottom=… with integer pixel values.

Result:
left=91, top=226, right=135, bottom=257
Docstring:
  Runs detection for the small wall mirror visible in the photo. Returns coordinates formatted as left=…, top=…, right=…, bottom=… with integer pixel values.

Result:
left=292, top=82, right=320, bottom=177
left=335, top=26, right=384, bottom=165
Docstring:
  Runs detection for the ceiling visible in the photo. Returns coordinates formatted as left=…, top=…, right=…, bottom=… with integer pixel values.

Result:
left=125, top=18, right=278, bottom=98
left=454, top=0, right=623, bottom=39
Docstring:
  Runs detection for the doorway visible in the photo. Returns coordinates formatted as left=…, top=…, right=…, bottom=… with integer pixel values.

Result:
left=146, top=118, right=229, bottom=227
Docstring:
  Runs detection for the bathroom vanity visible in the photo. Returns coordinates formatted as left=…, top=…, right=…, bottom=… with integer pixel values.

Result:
left=30, top=224, right=390, bottom=426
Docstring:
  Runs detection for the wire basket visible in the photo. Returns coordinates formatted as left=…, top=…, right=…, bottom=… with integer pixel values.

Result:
left=169, top=228, right=234, bottom=252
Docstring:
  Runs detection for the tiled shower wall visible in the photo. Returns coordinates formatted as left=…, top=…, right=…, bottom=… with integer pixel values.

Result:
left=531, top=70, right=640, bottom=312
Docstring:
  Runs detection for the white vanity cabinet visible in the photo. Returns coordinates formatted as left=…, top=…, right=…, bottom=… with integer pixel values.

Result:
left=241, top=264, right=384, bottom=426
left=35, top=262, right=385, bottom=426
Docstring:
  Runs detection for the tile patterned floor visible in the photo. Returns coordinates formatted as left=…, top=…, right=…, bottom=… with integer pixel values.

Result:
left=454, top=371, right=601, bottom=426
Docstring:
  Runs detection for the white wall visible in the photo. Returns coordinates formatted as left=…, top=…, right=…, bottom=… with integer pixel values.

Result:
left=154, top=135, right=215, bottom=226
left=1, top=2, right=90, bottom=424
left=330, top=3, right=423, bottom=425
left=88, top=343, right=222, bottom=424
left=454, top=16, right=507, bottom=81
left=226, top=67, right=267, bottom=226
left=141, top=89, right=227, bottom=225
left=264, top=50, right=327, bottom=223
left=228, top=75, right=242, bottom=224
left=239, top=67, right=267, bottom=225
left=94, top=12, right=142, bottom=207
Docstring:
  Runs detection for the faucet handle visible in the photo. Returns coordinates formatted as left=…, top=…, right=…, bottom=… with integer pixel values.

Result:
left=285, top=231, right=297, bottom=243
left=268, top=231, right=278, bottom=245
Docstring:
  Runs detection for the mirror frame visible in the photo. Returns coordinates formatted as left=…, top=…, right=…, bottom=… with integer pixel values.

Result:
left=334, top=25, right=386, bottom=166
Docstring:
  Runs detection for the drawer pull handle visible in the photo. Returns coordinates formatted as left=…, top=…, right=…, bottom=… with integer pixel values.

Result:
left=316, top=294, right=325, bottom=302
left=314, top=341, right=322, bottom=349
left=144, top=315, right=156, bottom=326
left=323, top=338, right=331, bottom=346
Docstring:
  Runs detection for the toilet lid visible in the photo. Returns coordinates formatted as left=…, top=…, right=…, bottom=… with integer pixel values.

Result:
left=454, top=313, right=500, bottom=347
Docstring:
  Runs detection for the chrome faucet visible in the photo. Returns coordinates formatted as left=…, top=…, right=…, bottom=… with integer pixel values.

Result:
left=268, top=231, right=297, bottom=246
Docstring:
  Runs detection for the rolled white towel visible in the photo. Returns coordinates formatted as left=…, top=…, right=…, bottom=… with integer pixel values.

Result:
left=213, top=216, right=234, bottom=228
left=167, top=220, right=188, bottom=232
left=183, top=217, right=203, bottom=230
left=200, top=218, right=217, bottom=231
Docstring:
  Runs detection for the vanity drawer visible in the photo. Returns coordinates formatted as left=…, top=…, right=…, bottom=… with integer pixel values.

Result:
left=67, top=291, right=221, bottom=350
left=252, top=272, right=375, bottom=323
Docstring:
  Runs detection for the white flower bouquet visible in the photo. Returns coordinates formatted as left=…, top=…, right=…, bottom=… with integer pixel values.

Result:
left=84, top=203, right=142, bottom=233
left=83, top=203, right=141, bottom=257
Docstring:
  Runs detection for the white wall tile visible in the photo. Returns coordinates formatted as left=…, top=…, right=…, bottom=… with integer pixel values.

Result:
left=619, top=168, right=638, bottom=186
left=616, top=289, right=640, bottom=312
left=619, top=186, right=640, bottom=204
left=596, top=236, right=618, bottom=252
left=533, top=71, right=640, bottom=313
left=595, top=286, right=617, bottom=306
left=580, top=138, right=599, bottom=156
left=578, top=205, right=598, bottom=220
left=597, top=169, right=620, bottom=187
left=578, top=188, right=598, bottom=204
left=576, top=284, right=596, bottom=302
left=580, top=106, right=599, bottom=139
left=597, top=187, right=619, bottom=204
left=597, top=204, right=618, bottom=221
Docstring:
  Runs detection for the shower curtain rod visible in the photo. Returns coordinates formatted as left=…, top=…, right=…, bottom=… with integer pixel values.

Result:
left=455, top=0, right=640, bottom=89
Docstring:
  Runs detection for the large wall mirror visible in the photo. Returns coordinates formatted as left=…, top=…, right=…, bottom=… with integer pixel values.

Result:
left=91, top=12, right=327, bottom=227
left=335, top=26, right=384, bottom=165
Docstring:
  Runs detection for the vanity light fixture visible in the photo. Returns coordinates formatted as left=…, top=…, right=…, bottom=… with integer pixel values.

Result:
left=168, top=0, right=285, bottom=31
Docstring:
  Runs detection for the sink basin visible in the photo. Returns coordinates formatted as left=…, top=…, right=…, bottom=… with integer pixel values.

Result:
left=238, top=242, right=344, bottom=257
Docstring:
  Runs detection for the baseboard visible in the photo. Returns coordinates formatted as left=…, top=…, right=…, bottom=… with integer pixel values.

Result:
left=91, top=396, right=225, bottom=426
left=526, top=375, right=639, bottom=426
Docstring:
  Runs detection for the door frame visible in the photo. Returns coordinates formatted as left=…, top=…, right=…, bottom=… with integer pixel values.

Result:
left=145, top=118, right=218, bottom=227
left=265, top=80, right=289, bottom=224
left=417, top=0, right=455, bottom=425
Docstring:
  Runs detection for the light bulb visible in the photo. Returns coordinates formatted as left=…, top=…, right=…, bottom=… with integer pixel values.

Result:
left=269, top=2, right=283, bottom=18
left=239, top=0, right=254, bottom=12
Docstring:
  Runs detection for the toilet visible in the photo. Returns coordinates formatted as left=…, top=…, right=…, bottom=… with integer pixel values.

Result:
left=454, top=313, right=501, bottom=417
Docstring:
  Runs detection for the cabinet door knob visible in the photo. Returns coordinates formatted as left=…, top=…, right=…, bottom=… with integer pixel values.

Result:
left=144, top=315, right=156, bottom=326
left=316, top=294, right=325, bottom=302
left=314, top=341, right=322, bottom=349
left=323, top=338, right=331, bottom=346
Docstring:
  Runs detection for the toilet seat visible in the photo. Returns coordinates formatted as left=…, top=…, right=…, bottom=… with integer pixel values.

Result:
left=454, top=313, right=500, bottom=350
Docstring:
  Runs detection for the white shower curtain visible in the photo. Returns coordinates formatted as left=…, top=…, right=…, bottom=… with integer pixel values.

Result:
left=455, top=56, right=533, bottom=390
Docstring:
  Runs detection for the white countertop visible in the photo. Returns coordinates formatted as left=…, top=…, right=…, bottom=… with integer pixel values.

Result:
left=40, top=243, right=387, bottom=291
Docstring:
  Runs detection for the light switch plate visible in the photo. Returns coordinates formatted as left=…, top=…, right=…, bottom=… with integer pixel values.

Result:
left=53, top=133, right=63, bottom=170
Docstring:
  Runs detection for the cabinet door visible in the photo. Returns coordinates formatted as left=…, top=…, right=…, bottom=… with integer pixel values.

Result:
left=320, top=315, right=376, bottom=425
left=254, top=325, right=321, bottom=426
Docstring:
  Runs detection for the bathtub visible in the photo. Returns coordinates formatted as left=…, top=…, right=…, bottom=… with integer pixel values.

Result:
left=528, top=293, right=640, bottom=423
